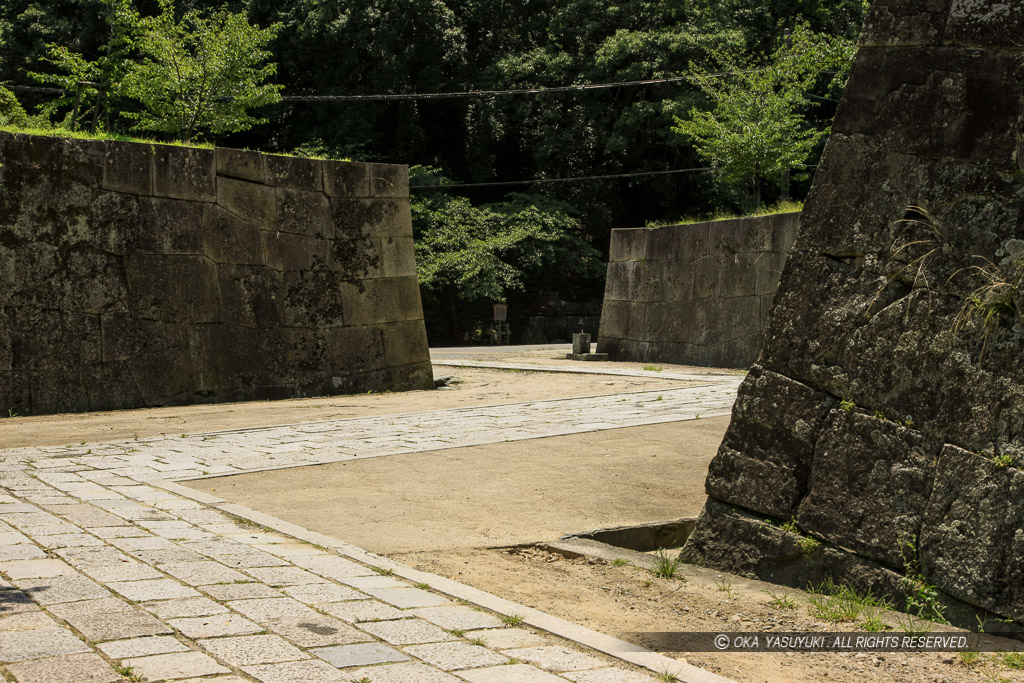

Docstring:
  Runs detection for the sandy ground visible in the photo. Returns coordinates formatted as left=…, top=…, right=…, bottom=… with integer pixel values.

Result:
left=0, top=366, right=693, bottom=449
left=187, top=418, right=728, bottom=553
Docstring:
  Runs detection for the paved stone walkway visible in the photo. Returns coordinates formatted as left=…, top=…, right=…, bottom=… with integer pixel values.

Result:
left=0, top=366, right=739, bottom=683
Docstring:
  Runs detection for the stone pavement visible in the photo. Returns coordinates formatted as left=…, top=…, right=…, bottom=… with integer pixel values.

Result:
left=0, top=364, right=740, bottom=683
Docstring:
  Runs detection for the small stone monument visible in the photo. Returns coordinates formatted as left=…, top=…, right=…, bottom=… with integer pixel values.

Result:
left=567, top=332, right=608, bottom=361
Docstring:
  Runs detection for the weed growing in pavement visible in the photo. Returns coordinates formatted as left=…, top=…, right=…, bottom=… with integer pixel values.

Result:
left=763, top=588, right=796, bottom=610
left=500, top=614, right=524, bottom=627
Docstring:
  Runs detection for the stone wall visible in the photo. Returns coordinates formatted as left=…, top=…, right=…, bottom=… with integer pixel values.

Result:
left=0, top=131, right=435, bottom=415
left=596, top=213, right=798, bottom=368
left=680, top=0, right=1024, bottom=627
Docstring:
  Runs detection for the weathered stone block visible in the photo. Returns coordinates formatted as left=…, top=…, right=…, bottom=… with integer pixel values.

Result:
left=216, top=265, right=283, bottom=329
left=754, top=252, right=788, bottom=296
left=217, top=177, right=276, bottom=228
left=716, top=217, right=773, bottom=254
left=201, top=205, right=264, bottom=265
left=190, top=324, right=261, bottom=395
left=369, top=163, right=408, bottom=198
left=83, top=363, right=146, bottom=412
left=265, top=154, right=323, bottom=191
left=324, top=325, right=385, bottom=374
left=380, top=319, right=431, bottom=367
left=718, top=254, right=759, bottom=298
left=103, top=141, right=152, bottom=195
left=797, top=410, right=937, bottom=568
left=339, top=277, right=420, bottom=326
left=680, top=499, right=919, bottom=603
left=331, top=237, right=382, bottom=279
left=216, top=148, right=265, bottom=183
left=706, top=366, right=835, bottom=518
left=380, top=236, right=417, bottom=278
left=859, top=0, right=951, bottom=47
left=692, top=254, right=723, bottom=299
left=331, top=198, right=412, bottom=239
left=62, top=138, right=104, bottom=187
left=128, top=345, right=192, bottom=406
left=944, top=0, right=1024, bottom=49
left=771, top=213, right=800, bottom=254
left=262, top=231, right=328, bottom=272
left=920, top=445, right=1024, bottom=622
left=705, top=333, right=762, bottom=369
left=324, top=161, right=370, bottom=198
left=835, top=47, right=1019, bottom=165
left=135, top=198, right=205, bottom=255
left=125, top=254, right=220, bottom=324
left=276, top=187, right=333, bottom=238
left=608, top=228, right=649, bottom=263
left=153, top=145, right=216, bottom=202
left=101, top=316, right=189, bottom=363
left=30, top=367, right=90, bottom=414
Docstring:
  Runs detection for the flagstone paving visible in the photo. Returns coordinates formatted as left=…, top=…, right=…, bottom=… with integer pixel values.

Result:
left=0, top=365, right=740, bottom=682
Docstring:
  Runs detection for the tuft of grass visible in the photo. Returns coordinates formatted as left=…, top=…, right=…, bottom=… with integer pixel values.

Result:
left=764, top=588, right=796, bottom=610
left=651, top=549, right=682, bottom=579
left=1000, top=652, right=1024, bottom=670
left=372, top=566, right=394, bottom=576
left=714, top=577, right=733, bottom=597
left=643, top=364, right=664, bottom=372
left=806, top=579, right=892, bottom=624
left=893, top=611, right=935, bottom=637
left=658, top=669, right=681, bottom=682
left=447, top=628, right=466, bottom=637
left=500, top=614, right=524, bottom=627
left=415, top=582, right=430, bottom=590
left=958, top=650, right=983, bottom=667
left=114, top=664, right=143, bottom=682
left=860, top=609, right=890, bottom=632
left=611, top=558, right=630, bottom=567
left=839, top=399, right=855, bottom=412
left=4, top=408, right=18, bottom=418
left=469, top=636, right=488, bottom=647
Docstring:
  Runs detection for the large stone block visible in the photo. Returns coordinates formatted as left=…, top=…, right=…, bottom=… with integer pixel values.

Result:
left=718, top=254, right=759, bottom=298
left=128, top=345, right=192, bottom=406
left=859, top=0, right=951, bottom=47
left=61, top=138, right=104, bottom=187
left=945, top=0, right=1024, bottom=48
left=920, top=445, right=1024, bottom=621
left=276, top=187, right=333, bottom=238
left=608, top=228, right=649, bottom=263
left=380, top=236, right=417, bottom=278
left=369, top=163, right=408, bottom=198
left=330, top=198, right=413, bottom=239
left=101, top=316, right=189, bottom=363
left=189, top=323, right=261, bottom=395
left=705, top=333, right=762, bottom=369
left=796, top=410, right=937, bottom=569
left=153, top=145, right=216, bottom=202
left=124, top=254, right=220, bottom=324
left=680, top=499, right=920, bottom=604
left=102, top=141, right=152, bottom=195
left=217, top=177, right=276, bottom=228
left=706, top=366, right=835, bottom=519
left=262, top=231, right=328, bottom=272
left=331, top=237, right=382, bottom=280
left=834, top=47, right=1020, bottom=165
left=216, top=264, right=283, bottom=328
left=715, top=217, right=773, bottom=254
left=216, top=148, right=265, bottom=183
left=324, top=161, right=370, bottom=198
left=135, top=198, right=205, bottom=255
left=380, top=319, right=431, bottom=367
left=201, top=205, right=264, bottom=265
left=265, top=154, right=323, bottom=191
left=324, top=325, right=386, bottom=374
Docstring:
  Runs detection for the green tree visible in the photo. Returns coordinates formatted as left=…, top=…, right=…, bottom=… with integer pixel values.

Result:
left=0, top=87, right=29, bottom=126
left=26, top=0, right=138, bottom=130
left=670, top=23, right=854, bottom=209
left=411, top=168, right=604, bottom=341
left=119, top=0, right=282, bottom=141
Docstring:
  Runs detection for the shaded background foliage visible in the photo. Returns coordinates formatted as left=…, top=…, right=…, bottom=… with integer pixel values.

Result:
left=0, top=0, right=866, bottom=342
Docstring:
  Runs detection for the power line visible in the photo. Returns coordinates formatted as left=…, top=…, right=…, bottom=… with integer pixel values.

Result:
left=410, top=167, right=712, bottom=191
left=280, top=71, right=755, bottom=102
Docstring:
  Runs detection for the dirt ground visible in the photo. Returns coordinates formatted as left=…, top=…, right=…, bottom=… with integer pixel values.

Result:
left=187, top=418, right=729, bottom=553
left=0, top=366, right=694, bottom=449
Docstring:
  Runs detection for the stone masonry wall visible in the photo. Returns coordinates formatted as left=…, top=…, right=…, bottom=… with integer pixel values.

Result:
left=597, top=213, right=798, bottom=368
left=0, top=131, right=434, bottom=415
left=680, top=0, right=1024, bottom=627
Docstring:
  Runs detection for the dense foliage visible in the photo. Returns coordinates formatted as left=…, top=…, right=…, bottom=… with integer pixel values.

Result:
left=0, top=0, right=866, bottom=341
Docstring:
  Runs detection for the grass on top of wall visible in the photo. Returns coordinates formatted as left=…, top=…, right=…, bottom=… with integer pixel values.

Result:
left=647, top=200, right=803, bottom=228
left=0, top=124, right=353, bottom=162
